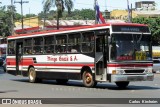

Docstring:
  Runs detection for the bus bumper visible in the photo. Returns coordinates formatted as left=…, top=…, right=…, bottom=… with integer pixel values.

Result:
left=111, top=74, right=154, bottom=82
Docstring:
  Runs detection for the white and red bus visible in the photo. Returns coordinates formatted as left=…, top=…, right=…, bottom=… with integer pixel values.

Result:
left=7, top=23, right=154, bottom=88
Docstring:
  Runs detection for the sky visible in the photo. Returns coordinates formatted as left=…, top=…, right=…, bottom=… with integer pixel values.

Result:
left=1, top=0, right=160, bottom=15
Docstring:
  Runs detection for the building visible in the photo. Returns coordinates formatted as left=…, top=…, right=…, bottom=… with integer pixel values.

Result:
left=135, top=10, right=160, bottom=18
left=110, top=10, right=138, bottom=21
left=15, top=17, right=40, bottom=30
left=110, top=1, right=160, bottom=19
left=135, top=1, right=156, bottom=11
left=102, top=10, right=111, bottom=19
left=134, top=1, right=160, bottom=18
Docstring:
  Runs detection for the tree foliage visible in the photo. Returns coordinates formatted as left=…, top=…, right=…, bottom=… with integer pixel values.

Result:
left=132, top=17, right=160, bottom=45
left=38, top=9, right=95, bottom=20
left=42, top=0, right=73, bottom=29
left=25, top=14, right=36, bottom=18
left=71, top=9, right=95, bottom=20
left=0, top=6, right=12, bottom=37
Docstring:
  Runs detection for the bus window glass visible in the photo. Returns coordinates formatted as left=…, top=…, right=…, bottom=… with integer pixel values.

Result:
left=24, top=38, right=32, bottom=46
left=44, top=36, right=55, bottom=53
left=68, top=33, right=81, bottom=53
left=44, top=36, right=55, bottom=44
left=8, top=40, right=15, bottom=55
left=24, top=38, right=32, bottom=54
left=82, top=32, right=94, bottom=53
left=55, top=35, right=67, bottom=53
left=33, top=37, right=43, bottom=54
left=111, top=34, right=152, bottom=61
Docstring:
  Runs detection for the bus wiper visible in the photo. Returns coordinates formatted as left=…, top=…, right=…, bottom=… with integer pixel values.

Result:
left=137, top=33, right=143, bottom=43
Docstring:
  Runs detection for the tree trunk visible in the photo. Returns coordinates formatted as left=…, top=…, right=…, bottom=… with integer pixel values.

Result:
left=57, top=11, right=60, bottom=30
left=43, top=11, right=46, bottom=30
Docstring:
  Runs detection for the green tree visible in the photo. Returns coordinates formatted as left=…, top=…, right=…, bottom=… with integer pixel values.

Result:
left=132, top=17, right=160, bottom=45
left=42, top=0, right=73, bottom=29
left=0, top=4, right=18, bottom=37
left=14, top=13, right=22, bottom=21
left=0, top=6, right=12, bottom=37
left=79, top=9, right=95, bottom=20
left=25, top=14, right=36, bottom=18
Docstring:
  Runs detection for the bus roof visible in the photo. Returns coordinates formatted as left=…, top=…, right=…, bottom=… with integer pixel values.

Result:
left=8, top=23, right=148, bottom=39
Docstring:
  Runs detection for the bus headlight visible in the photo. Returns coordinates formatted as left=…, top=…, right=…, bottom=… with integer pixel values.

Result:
left=145, top=69, right=152, bottom=74
left=112, top=70, right=125, bottom=74
left=118, top=70, right=125, bottom=74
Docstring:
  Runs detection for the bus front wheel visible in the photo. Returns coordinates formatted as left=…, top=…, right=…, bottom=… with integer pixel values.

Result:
left=82, top=71, right=97, bottom=88
left=115, top=82, right=129, bottom=89
left=28, top=67, right=41, bottom=83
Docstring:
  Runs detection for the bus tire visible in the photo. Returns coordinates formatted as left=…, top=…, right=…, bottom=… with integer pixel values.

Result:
left=56, top=79, right=68, bottom=84
left=82, top=71, right=97, bottom=88
left=115, top=82, right=129, bottom=89
left=28, top=67, right=41, bottom=83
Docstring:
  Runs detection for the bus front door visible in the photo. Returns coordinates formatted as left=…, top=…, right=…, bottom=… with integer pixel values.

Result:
left=16, top=42, right=23, bottom=75
left=95, top=36, right=107, bottom=81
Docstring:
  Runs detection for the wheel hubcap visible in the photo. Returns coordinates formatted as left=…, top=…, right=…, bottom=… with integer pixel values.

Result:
left=30, top=70, right=35, bottom=80
left=85, top=73, right=92, bottom=84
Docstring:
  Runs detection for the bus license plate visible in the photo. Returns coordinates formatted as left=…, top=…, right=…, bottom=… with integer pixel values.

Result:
left=127, top=76, right=144, bottom=81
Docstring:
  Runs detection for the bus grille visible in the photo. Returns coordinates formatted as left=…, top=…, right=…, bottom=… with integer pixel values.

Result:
left=124, top=70, right=145, bottom=74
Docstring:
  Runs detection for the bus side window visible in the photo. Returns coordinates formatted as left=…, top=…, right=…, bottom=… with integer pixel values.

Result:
left=33, top=37, right=44, bottom=54
left=8, top=48, right=15, bottom=54
left=8, top=40, right=15, bottom=55
left=44, top=36, right=55, bottom=54
left=68, top=33, right=81, bottom=53
left=71, top=44, right=80, bottom=53
left=55, top=45, right=62, bottom=53
left=24, top=38, right=32, bottom=55
left=82, top=32, right=94, bottom=53
left=56, top=35, right=67, bottom=53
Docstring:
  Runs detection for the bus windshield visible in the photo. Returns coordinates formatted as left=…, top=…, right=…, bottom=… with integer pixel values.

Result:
left=111, top=34, right=152, bottom=61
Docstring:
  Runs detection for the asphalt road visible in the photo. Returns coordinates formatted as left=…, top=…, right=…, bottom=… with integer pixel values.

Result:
left=0, top=70, right=160, bottom=107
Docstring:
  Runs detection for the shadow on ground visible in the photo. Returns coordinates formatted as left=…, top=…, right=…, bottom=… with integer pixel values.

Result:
left=0, top=90, right=18, bottom=93
left=11, top=79, right=160, bottom=90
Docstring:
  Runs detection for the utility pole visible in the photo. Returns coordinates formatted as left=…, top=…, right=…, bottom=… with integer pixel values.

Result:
left=127, top=0, right=131, bottom=23
left=94, top=0, right=98, bottom=24
left=14, top=0, right=29, bottom=32
left=11, top=0, right=14, bottom=35
left=130, top=3, right=132, bottom=23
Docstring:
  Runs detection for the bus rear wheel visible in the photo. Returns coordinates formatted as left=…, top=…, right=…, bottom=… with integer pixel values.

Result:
left=82, top=71, right=97, bottom=88
left=115, top=82, right=129, bottom=89
left=28, top=67, right=41, bottom=83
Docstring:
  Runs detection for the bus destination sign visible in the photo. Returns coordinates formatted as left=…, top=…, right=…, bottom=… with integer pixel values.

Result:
left=112, top=25, right=150, bottom=33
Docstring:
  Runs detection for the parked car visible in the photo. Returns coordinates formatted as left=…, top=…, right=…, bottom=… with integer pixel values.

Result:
left=153, top=59, right=160, bottom=73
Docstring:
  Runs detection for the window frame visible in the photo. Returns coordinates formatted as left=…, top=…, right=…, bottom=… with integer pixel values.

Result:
left=81, top=31, right=95, bottom=53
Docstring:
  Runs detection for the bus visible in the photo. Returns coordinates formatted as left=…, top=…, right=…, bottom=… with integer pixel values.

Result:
left=6, top=23, right=154, bottom=88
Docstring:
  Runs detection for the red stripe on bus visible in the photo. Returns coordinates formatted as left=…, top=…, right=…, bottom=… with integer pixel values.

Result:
left=7, top=63, right=95, bottom=67
left=33, top=63, right=94, bottom=67
left=7, top=58, right=152, bottom=68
